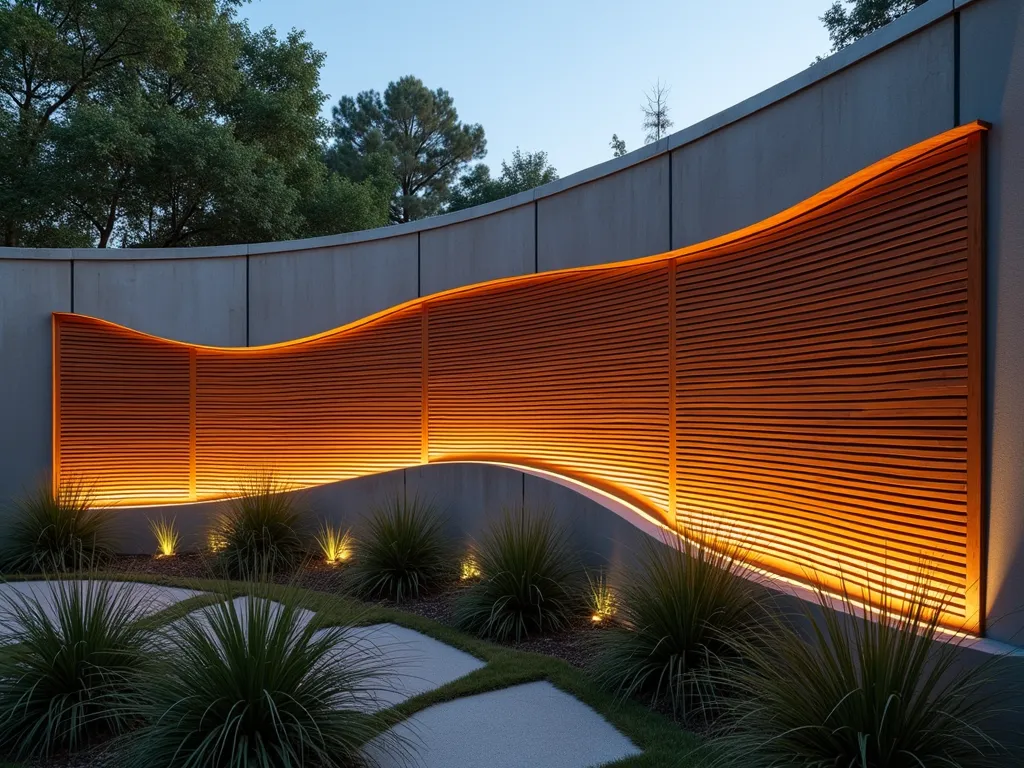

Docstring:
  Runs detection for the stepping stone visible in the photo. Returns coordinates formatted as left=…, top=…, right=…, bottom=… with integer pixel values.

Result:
left=324, top=623, right=485, bottom=712
left=0, top=580, right=201, bottom=641
left=364, top=680, right=641, bottom=768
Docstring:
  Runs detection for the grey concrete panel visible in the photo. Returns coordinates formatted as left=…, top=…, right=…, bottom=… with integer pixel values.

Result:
left=73, top=258, right=246, bottom=346
left=248, top=236, right=418, bottom=345
left=404, top=463, right=525, bottom=548
left=672, top=18, right=954, bottom=247
left=111, top=469, right=407, bottom=555
left=961, top=0, right=1024, bottom=644
left=419, top=204, right=535, bottom=296
left=820, top=16, right=955, bottom=181
left=671, top=85, right=825, bottom=247
left=536, top=155, right=670, bottom=271
left=523, top=473, right=663, bottom=577
left=0, top=260, right=70, bottom=502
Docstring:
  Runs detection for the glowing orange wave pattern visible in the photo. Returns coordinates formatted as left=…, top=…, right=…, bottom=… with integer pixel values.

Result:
left=53, top=123, right=988, bottom=631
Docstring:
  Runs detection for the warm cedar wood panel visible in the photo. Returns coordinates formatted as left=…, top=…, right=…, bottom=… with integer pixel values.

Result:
left=193, top=306, right=424, bottom=498
left=52, top=123, right=985, bottom=629
left=56, top=317, right=192, bottom=504
left=427, top=263, right=672, bottom=515
left=674, top=139, right=972, bottom=618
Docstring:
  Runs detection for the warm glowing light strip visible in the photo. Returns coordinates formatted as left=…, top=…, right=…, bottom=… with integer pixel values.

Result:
left=52, top=122, right=987, bottom=631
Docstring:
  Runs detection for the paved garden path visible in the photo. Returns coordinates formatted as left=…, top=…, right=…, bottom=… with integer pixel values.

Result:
left=0, top=581, right=641, bottom=767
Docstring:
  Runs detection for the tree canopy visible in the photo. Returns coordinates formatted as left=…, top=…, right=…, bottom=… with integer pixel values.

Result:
left=447, top=148, right=558, bottom=213
left=0, top=0, right=389, bottom=247
left=329, top=75, right=486, bottom=224
left=820, top=0, right=928, bottom=53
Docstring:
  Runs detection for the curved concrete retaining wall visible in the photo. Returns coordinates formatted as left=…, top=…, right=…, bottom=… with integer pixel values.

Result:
left=2, top=0, right=1024, bottom=643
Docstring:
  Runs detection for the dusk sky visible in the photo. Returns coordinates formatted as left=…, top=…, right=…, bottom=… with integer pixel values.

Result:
left=239, top=0, right=833, bottom=178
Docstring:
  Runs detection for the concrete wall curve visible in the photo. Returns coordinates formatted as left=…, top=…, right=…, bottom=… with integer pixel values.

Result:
left=2, top=0, right=1024, bottom=642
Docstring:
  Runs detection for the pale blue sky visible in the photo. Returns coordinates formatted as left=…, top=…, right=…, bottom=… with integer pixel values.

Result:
left=239, top=0, right=833, bottom=177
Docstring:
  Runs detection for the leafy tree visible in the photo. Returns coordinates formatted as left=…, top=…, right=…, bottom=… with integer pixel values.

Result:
left=0, top=0, right=184, bottom=245
left=330, top=75, right=486, bottom=223
left=0, top=0, right=388, bottom=247
left=642, top=80, right=673, bottom=144
left=821, top=0, right=928, bottom=53
left=610, top=134, right=627, bottom=158
left=447, top=148, right=557, bottom=213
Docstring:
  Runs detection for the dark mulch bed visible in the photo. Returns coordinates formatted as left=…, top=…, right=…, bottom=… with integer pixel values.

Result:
left=101, top=554, right=611, bottom=669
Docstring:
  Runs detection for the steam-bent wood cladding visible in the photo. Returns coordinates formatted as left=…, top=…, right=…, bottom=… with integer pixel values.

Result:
left=52, top=122, right=987, bottom=631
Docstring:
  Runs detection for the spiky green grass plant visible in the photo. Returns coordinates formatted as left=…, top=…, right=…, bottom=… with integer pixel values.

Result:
left=586, top=567, right=617, bottom=624
left=710, top=578, right=1010, bottom=767
left=591, top=533, right=766, bottom=722
left=348, top=495, right=451, bottom=602
left=454, top=508, right=581, bottom=642
left=2, top=478, right=114, bottom=572
left=0, top=579, right=151, bottom=760
left=212, top=473, right=305, bottom=578
left=315, top=520, right=353, bottom=566
left=149, top=514, right=180, bottom=558
left=126, top=591, right=402, bottom=768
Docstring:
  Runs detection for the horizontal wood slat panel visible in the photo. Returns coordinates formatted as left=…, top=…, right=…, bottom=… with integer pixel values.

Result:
left=193, top=308, right=423, bottom=498
left=427, top=263, right=672, bottom=514
left=51, top=123, right=986, bottom=631
left=675, top=138, right=973, bottom=620
left=56, top=317, right=192, bottom=503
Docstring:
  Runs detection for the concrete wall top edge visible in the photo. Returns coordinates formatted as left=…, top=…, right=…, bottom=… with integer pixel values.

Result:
left=0, top=0, right=970, bottom=263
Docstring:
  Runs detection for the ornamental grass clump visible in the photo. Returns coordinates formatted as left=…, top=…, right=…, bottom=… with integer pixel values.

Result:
left=149, top=514, right=180, bottom=558
left=3, top=478, right=114, bottom=572
left=710, top=577, right=1011, bottom=768
left=212, top=472, right=306, bottom=578
left=348, top=495, right=451, bottom=602
left=591, top=532, right=766, bottom=722
left=126, top=591, right=403, bottom=768
left=455, top=508, right=581, bottom=642
left=315, top=520, right=353, bottom=566
left=0, top=579, right=151, bottom=760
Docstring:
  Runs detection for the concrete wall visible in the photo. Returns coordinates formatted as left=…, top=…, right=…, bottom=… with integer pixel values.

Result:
left=419, top=204, right=536, bottom=294
left=73, top=257, right=248, bottom=346
left=1, top=0, right=1022, bottom=641
left=959, top=0, right=1024, bottom=644
left=0, top=259, right=69, bottom=499
left=248, top=235, right=418, bottom=345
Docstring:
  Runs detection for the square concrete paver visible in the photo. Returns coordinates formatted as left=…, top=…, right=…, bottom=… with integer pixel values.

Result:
left=365, top=680, right=641, bottom=768
left=329, top=623, right=485, bottom=711
left=0, top=580, right=201, bottom=641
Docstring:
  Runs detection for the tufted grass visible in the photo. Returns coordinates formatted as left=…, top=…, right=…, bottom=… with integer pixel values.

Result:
left=348, top=495, right=452, bottom=602
left=590, top=534, right=768, bottom=724
left=454, top=507, right=583, bottom=642
left=708, top=576, right=1015, bottom=767
left=2, top=479, right=114, bottom=573
left=211, top=473, right=307, bottom=578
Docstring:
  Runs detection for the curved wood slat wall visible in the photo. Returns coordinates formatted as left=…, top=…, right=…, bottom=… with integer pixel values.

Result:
left=52, top=123, right=987, bottom=630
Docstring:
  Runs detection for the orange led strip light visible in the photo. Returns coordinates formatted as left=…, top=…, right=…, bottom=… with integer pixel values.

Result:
left=52, top=123, right=988, bottom=631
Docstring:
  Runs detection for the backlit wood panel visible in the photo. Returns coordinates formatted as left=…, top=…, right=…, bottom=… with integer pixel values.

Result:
left=55, top=316, right=192, bottom=503
left=427, top=263, right=672, bottom=515
left=193, top=307, right=423, bottom=498
left=52, top=122, right=987, bottom=630
left=673, top=139, right=975, bottom=620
